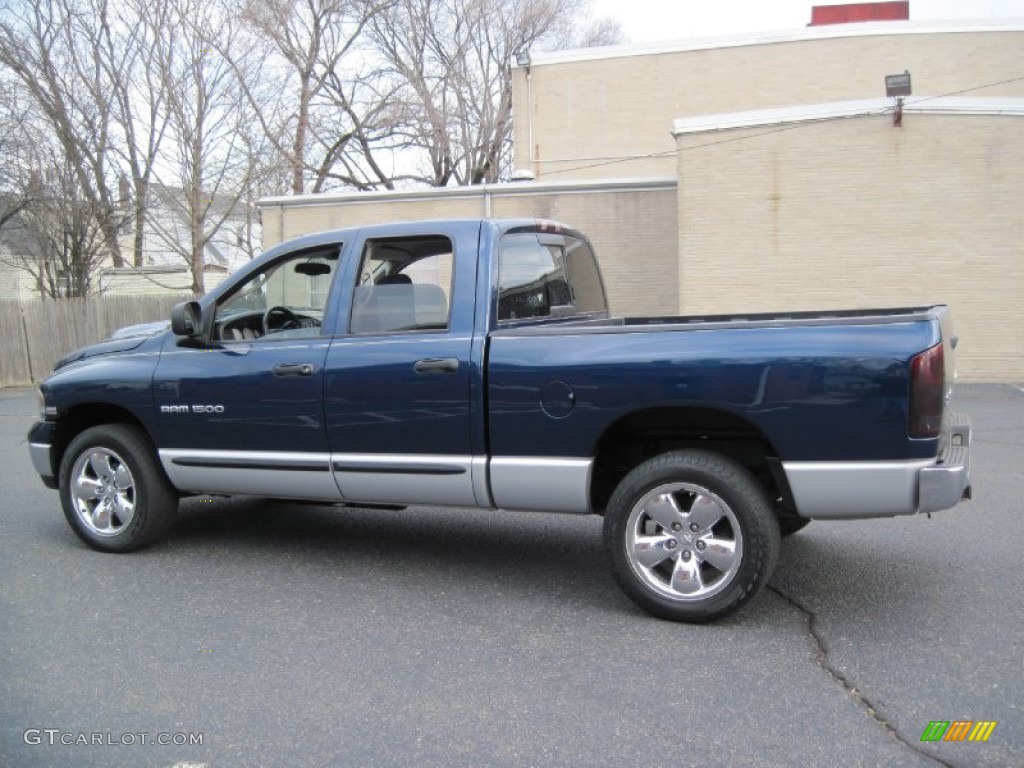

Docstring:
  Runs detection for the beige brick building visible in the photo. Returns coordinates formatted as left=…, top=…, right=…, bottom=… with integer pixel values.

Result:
left=510, top=19, right=1022, bottom=180
left=261, top=18, right=1024, bottom=381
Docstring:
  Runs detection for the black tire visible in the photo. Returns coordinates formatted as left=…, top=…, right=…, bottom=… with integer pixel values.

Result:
left=604, top=449, right=780, bottom=622
left=59, top=424, right=178, bottom=552
left=778, top=516, right=811, bottom=537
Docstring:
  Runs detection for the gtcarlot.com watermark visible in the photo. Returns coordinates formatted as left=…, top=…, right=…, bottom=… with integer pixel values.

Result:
left=23, top=729, right=203, bottom=747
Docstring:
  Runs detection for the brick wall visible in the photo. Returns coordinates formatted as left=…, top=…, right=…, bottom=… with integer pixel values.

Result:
left=675, top=111, right=1024, bottom=381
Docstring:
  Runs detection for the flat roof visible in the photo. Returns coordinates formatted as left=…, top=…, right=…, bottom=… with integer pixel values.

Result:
left=515, top=18, right=1024, bottom=68
left=259, top=177, right=677, bottom=209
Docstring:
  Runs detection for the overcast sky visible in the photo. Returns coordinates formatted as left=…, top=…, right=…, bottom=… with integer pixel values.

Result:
left=589, top=0, right=1024, bottom=42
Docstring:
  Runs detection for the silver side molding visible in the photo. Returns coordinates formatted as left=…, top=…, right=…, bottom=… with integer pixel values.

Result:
left=783, top=459, right=932, bottom=519
left=158, top=449, right=595, bottom=513
left=490, top=457, right=592, bottom=514
left=159, top=449, right=342, bottom=500
left=332, top=453, right=478, bottom=507
left=471, top=456, right=493, bottom=508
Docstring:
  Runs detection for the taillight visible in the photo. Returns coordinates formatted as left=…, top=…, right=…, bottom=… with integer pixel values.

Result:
left=909, top=342, right=944, bottom=439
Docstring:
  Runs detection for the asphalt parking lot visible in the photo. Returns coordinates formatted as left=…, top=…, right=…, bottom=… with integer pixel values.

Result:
left=1, top=384, right=1021, bottom=768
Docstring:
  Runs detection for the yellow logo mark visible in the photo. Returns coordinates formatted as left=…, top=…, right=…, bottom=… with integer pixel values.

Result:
left=968, top=721, right=997, bottom=742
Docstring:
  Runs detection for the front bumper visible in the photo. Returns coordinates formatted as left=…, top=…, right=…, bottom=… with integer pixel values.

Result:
left=27, top=421, right=58, bottom=489
left=919, top=412, right=972, bottom=514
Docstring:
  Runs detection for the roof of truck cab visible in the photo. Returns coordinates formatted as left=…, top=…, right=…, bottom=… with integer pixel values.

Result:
left=258, top=218, right=585, bottom=260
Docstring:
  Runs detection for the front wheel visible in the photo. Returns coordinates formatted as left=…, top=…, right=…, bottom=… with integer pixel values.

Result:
left=604, top=450, right=780, bottom=622
left=59, top=424, right=178, bottom=552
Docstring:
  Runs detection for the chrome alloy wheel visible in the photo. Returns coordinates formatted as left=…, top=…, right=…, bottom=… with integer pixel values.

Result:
left=69, top=448, right=137, bottom=537
left=625, top=482, right=743, bottom=601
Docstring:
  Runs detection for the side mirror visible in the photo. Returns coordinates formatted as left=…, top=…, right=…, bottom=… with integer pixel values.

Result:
left=171, top=301, right=203, bottom=337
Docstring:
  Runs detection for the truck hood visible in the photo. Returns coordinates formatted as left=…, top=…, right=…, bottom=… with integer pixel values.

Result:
left=54, top=329, right=165, bottom=371
left=108, top=320, right=170, bottom=340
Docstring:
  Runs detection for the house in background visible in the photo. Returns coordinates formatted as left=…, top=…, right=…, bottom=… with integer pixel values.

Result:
left=0, top=183, right=261, bottom=301
left=0, top=220, right=40, bottom=300
left=106, top=182, right=260, bottom=295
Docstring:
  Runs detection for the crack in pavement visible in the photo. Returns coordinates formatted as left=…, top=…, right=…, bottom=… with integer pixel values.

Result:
left=767, top=584, right=957, bottom=768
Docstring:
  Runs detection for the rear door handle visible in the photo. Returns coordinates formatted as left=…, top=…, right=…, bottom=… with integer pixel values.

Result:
left=273, top=363, right=315, bottom=378
left=413, top=357, right=459, bottom=374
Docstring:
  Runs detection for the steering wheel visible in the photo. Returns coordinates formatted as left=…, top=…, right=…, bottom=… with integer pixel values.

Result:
left=262, top=305, right=300, bottom=334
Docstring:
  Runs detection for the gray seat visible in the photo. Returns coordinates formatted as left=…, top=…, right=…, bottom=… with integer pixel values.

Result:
left=351, top=283, right=415, bottom=333
left=351, top=275, right=449, bottom=333
left=413, top=284, right=448, bottom=327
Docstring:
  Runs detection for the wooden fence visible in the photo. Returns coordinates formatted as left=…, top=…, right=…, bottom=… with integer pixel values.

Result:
left=0, top=294, right=192, bottom=387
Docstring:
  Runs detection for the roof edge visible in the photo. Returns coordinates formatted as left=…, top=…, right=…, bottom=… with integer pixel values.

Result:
left=259, top=177, right=677, bottom=210
left=516, top=18, right=1024, bottom=68
left=672, top=97, right=1024, bottom=136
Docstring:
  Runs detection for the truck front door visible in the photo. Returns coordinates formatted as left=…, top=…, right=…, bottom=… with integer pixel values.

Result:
left=153, top=242, right=344, bottom=500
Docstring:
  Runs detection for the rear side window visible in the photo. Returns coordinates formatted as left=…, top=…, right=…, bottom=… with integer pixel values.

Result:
left=497, top=233, right=606, bottom=321
left=350, top=234, right=453, bottom=334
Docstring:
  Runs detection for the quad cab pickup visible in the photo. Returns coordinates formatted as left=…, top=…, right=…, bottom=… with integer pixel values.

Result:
left=28, top=219, right=972, bottom=622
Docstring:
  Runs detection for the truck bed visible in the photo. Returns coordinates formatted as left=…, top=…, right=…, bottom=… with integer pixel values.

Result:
left=492, top=306, right=945, bottom=336
left=486, top=304, right=951, bottom=464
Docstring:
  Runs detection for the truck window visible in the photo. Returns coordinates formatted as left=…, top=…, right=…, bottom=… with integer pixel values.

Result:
left=349, top=235, right=454, bottom=334
left=497, top=233, right=607, bottom=321
left=564, top=236, right=607, bottom=315
left=213, top=246, right=340, bottom=341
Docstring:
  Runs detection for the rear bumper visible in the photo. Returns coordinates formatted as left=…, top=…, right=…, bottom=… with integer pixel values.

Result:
left=783, top=412, right=972, bottom=520
left=919, top=413, right=972, bottom=514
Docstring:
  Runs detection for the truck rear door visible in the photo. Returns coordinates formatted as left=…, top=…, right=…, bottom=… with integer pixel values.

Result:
left=323, top=223, right=485, bottom=507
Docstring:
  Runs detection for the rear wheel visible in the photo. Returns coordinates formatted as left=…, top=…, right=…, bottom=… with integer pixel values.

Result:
left=59, top=424, right=177, bottom=552
left=604, top=450, right=780, bottom=622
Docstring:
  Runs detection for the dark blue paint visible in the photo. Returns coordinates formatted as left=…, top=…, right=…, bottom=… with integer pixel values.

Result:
left=38, top=334, right=166, bottom=441
left=153, top=334, right=332, bottom=452
left=324, top=334, right=473, bottom=454
left=487, top=321, right=939, bottom=461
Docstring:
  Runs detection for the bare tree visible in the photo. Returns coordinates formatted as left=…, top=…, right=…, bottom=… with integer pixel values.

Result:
left=367, top=0, right=622, bottom=186
left=567, top=15, right=624, bottom=49
left=235, top=0, right=393, bottom=194
left=1, top=146, right=112, bottom=299
left=89, top=0, right=174, bottom=267
left=140, top=0, right=262, bottom=292
left=0, top=84, right=33, bottom=232
left=0, top=0, right=129, bottom=267
left=0, top=0, right=621, bottom=304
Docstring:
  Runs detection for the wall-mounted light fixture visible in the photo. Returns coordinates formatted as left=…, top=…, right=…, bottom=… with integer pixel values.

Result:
left=515, top=50, right=534, bottom=177
left=885, top=70, right=912, bottom=127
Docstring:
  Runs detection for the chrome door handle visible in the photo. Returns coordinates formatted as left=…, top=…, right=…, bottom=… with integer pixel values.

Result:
left=273, top=363, right=315, bottom=377
left=413, top=358, right=459, bottom=374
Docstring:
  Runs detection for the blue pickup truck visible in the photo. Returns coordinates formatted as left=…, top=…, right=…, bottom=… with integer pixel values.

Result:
left=27, top=219, right=972, bottom=621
